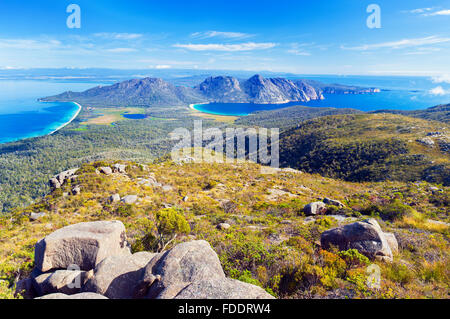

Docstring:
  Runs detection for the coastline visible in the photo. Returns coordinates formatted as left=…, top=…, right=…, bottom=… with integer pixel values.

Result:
left=47, top=101, right=82, bottom=135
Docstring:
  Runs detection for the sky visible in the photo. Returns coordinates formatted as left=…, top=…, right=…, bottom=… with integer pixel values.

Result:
left=0, top=0, right=449, bottom=76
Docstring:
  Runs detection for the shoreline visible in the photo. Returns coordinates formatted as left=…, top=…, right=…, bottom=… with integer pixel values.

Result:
left=47, top=101, right=82, bottom=136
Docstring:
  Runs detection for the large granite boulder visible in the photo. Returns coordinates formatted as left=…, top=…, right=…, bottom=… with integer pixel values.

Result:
left=304, top=202, right=327, bottom=216
left=384, top=232, right=399, bottom=255
left=140, top=240, right=226, bottom=299
left=320, top=219, right=394, bottom=262
left=174, top=278, right=274, bottom=299
left=84, top=252, right=157, bottom=299
left=34, top=221, right=130, bottom=272
left=33, top=270, right=91, bottom=296
left=36, top=292, right=108, bottom=299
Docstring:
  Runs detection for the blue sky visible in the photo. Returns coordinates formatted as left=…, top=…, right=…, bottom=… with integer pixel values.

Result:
left=0, top=0, right=449, bottom=77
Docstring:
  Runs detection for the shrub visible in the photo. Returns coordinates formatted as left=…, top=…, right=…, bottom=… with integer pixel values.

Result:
left=338, top=249, right=370, bottom=268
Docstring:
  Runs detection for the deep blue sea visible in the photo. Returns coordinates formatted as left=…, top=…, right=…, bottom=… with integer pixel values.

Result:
left=1, top=76, right=449, bottom=144
left=193, top=75, right=450, bottom=116
left=0, top=80, right=104, bottom=144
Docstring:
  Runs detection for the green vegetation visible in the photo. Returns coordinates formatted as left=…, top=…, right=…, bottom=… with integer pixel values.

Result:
left=278, top=113, right=449, bottom=185
left=0, top=158, right=448, bottom=299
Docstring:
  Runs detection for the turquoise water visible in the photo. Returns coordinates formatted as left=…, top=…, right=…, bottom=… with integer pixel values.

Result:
left=193, top=75, right=450, bottom=116
left=0, top=80, right=104, bottom=144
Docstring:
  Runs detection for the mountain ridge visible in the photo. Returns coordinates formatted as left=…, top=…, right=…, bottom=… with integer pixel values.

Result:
left=41, top=74, right=380, bottom=107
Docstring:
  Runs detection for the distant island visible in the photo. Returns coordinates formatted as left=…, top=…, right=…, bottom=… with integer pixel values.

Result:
left=41, top=74, right=380, bottom=107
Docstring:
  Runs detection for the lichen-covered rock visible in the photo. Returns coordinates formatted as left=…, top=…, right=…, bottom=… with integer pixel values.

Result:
left=174, top=278, right=274, bottom=299
left=84, top=252, right=157, bottom=299
left=34, top=221, right=130, bottom=272
left=108, top=194, right=121, bottom=203
left=320, top=218, right=393, bottom=262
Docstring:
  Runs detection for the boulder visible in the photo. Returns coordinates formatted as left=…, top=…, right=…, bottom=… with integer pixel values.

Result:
left=36, top=292, right=108, bottom=299
left=49, top=178, right=61, bottom=189
left=174, top=278, right=274, bottom=299
left=121, top=195, right=138, bottom=205
left=33, top=270, right=91, bottom=296
left=416, top=137, right=435, bottom=146
left=99, top=167, right=113, bottom=175
left=384, top=232, right=399, bottom=255
left=162, top=185, right=173, bottom=192
left=108, top=194, right=121, bottom=203
left=140, top=240, right=226, bottom=299
left=216, top=223, right=231, bottom=230
left=320, top=219, right=393, bottom=262
left=30, top=212, right=46, bottom=221
left=34, top=221, right=130, bottom=272
left=113, top=164, right=127, bottom=174
left=72, top=186, right=81, bottom=196
left=84, top=252, right=157, bottom=299
left=303, top=202, right=327, bottom=216
left=323, top=198, right=344, bottom=208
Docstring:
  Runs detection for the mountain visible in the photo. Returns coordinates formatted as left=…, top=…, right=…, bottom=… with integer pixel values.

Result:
left=41, top=77, right=206, bottom=107
left=371, top=104, right=450, bottom=123
left=278, top=113, right=450, bottom=185
left=42, top=75, right=380, bottom=107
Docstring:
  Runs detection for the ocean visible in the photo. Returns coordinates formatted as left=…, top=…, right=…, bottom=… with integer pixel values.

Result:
left=193, top=75, right=450, bottom=116
left=0, top=75, right=449, bottom=144
left=0, top=80, right=104, bottom=144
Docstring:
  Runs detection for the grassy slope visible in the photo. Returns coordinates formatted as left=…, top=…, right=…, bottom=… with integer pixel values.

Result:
left=279, top=113, right=450, bottom=185
left=0, top=158, right=448, bottom=299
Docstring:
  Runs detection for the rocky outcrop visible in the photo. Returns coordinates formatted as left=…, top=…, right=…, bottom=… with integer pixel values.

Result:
left=321, top=219, right=396, bottom=262
left=49, top=168, right=78, bottom=190
left=83, top=252, right=157, bottom=299
left=28, top=223, right=273, bottom=300
left=34, top=221, right=130, bottom=272
left=304, top=202, right=327, bottom=216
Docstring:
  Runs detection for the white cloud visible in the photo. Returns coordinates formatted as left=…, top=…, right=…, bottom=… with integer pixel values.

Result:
left=105, top=48, right=137, bottom=53
left=425, top=9, right=450, bottom=16
left=429, top=86, right=449, bottom=95
left=341, top=36, right=450, bottom=51
left=173, top=42, right=277, bottom=51
left=432, top=74, right=450, bottom=84
left=0, top=39, right=62, bottom=50
left=190, top=31, right=254, bottom=39
left=153, top=65, right=171, bottom=69
left=94, top=33, right=143, bottom=40
left=408, top=7, right=434, bottom=14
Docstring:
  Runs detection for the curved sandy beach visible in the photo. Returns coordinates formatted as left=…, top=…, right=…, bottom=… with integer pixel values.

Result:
left=47, top=101, right=82, bottom=135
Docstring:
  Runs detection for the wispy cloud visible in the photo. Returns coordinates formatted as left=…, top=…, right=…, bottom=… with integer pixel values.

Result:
left=0, top=38, right=62, bottom=50
left=94, top=33, right=143, bottom=40
left=341, top=36, right=450, bottom=51
left=407, top=7, right=450, bottom=16
left=190, top=31, right=254, bottom=40
left=173, top=42, right=276, bottom=51
left=425, top=9, right=450, bottom=16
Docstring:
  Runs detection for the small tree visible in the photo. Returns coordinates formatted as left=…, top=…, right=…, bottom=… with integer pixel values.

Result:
left=154, top=208, right=190, bottom=252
